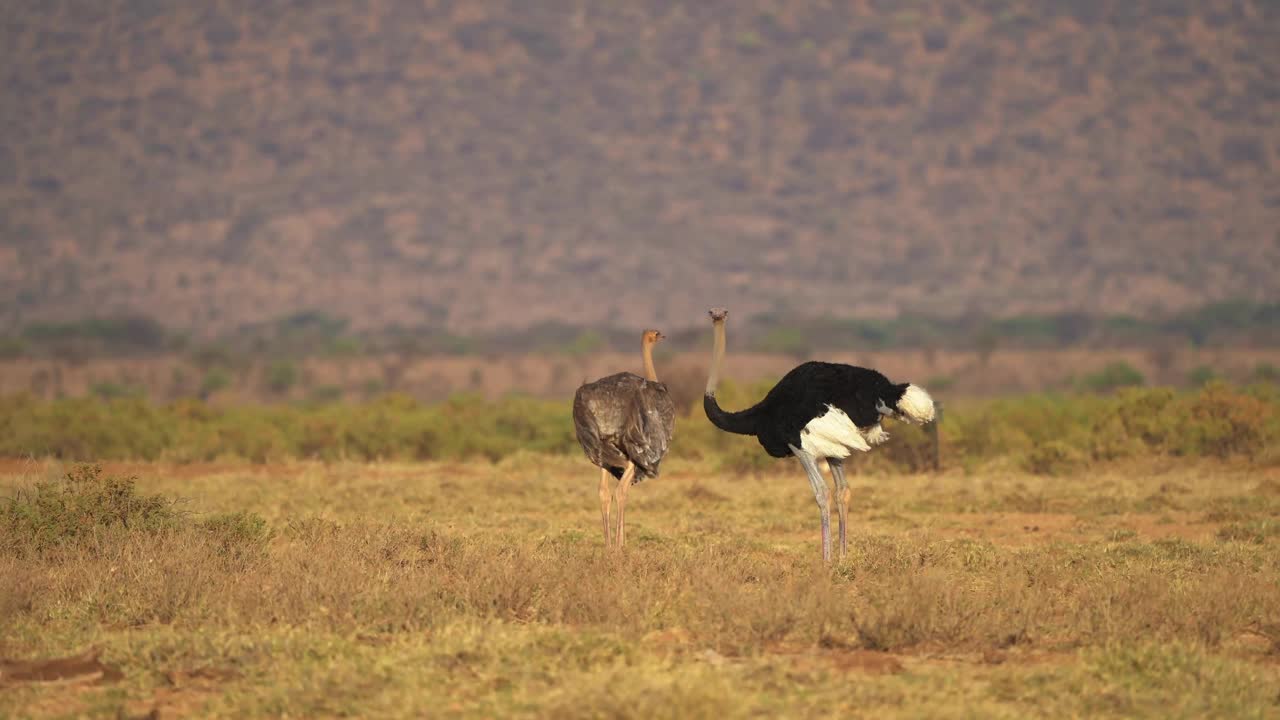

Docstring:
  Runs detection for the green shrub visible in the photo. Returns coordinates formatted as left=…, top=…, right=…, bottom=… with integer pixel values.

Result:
left=0, top=382, right=1274, bottom=468
left=90, top=380, right=144, bottom=400
left=200, top=367, right=232, bottom=399
left=1187, top=365, right=1217, bottom=388
left=199, top=510, right=272, bottom=560
left=0, top=463, right=182, bottom=556
left=1023, top=441, right=1086, bottom=476
left=1252, top=363, right=1278, bottom=384
left=265, top=360, right=299, bottom=395
left=307, top=384, right=345, bottom=404
left=1186, top=382, right=1272, bottom=458
left=0, top=336, right=27, bottom=359
left=1089, top=387, right=1181, bottom=460
left=1080, top=361, right=1145, bottom=393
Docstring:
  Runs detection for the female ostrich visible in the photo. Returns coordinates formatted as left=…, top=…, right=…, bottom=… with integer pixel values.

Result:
left=702, top=308, right=935, bottom=562
left=573, top=329, right=676, bottom=548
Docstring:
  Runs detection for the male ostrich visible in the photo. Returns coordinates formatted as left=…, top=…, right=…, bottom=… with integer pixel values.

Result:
left=573, top=329, right=676, bottom=548
left=702, top=308, right=935, bottom=562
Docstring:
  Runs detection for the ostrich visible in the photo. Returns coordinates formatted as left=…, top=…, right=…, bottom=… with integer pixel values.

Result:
left=702, top=308, right=935, bottom=562
left=573, top=329, right=676, bottom=548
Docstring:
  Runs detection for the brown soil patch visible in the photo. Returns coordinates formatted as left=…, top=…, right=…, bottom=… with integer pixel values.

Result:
left=0, top=649, right=123, bottom=687
left=823, top=649, right=906, bottom=675
left=922, top=512, right=1083, bottom=546
left=918, top=512, right=1218, bottom=546
left=769, top=642, right=905, bottom=675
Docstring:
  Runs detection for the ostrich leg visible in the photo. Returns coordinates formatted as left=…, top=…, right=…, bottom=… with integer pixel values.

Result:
left=615, top=462, right=637, bottom=548
left=598, top=467, right=613, bottom=547
left=790, top=446, right=832, bottom=563
left=829, top=458, right=851, bottom=558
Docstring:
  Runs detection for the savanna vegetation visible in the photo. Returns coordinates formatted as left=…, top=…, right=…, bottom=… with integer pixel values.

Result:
left=0, top=380, right=1275, bottom=474
left=2, top=450, right=1279, bottom=717
left=1, top=377, right=1277, bottom=716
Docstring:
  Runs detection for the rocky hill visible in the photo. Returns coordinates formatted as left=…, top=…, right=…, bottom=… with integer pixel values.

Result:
left=1, top=0, right=1277, bottom=335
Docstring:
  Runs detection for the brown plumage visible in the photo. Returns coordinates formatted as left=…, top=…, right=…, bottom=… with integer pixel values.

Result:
left=572, top=329, right=676, bottom=548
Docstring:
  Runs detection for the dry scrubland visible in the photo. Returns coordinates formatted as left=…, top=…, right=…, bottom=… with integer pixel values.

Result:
left=1, top=383, right=1279, bottom=717
left=2, top=453, right=1280, bottom=719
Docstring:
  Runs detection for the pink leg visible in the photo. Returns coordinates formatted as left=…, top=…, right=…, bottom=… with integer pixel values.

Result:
left=598, top=467, right=613, bottom=547
left=615, top=463, right=636, bottom=548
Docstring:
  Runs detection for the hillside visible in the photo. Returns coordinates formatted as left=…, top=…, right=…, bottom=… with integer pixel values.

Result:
left=1, top=0, right=1278, bottom=335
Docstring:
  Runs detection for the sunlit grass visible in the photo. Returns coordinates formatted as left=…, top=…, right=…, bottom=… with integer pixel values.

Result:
left=1, top=456, right=1278, bottom=717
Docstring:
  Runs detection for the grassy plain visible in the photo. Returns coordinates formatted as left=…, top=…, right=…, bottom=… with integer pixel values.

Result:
left=2, top=453, right=1279, bottom=718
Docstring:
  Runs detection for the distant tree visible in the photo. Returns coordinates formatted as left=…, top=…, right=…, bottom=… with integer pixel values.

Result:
left=265, top=360, right=299, bottom=395
left=1187, top=365, right=1217, bottom=388
left=1253, top=363, right=1278, bottom=384
left=1080, top=361, right=1145, bottom=393
left=974, top=326, right=999, bottom=367
left=200, top=368, right=231, bottom=400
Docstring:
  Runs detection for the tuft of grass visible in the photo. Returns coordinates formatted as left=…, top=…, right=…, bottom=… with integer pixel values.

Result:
left=1076, top=642, right=1277, bottom=717
left=1022, top=441, right=1086, bottom=476
left=1215, top=519, right=1280, bottom=545
left=198, top=510, right=272, bottom=561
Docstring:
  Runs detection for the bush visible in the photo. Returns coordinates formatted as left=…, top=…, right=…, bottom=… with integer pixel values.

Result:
left=1186, top=382, right=1272, bottom=458
left=307, top=385, right=344, bottom=404
left=199, top=510, right=272, bottom=561
left=265, top=360, right=299, bottom=395
left=1252, top=363, right=1278, bottom=384
left=1080, top=361, right=1145, bottom=393
left=200, top=368, right=232, bottom=399
left=91, top=380, right=144, bottom=400
left=1187, top=365, right=1217, bottom=388
left=1089, top=387, right=1181, bottom=460
left=0, top=382, right=1274, bottom=468
left=1023, top=441, right=1086, bottom=476
left=0, top=463, right=182, bottom=556
left=0, top=336, right=27, bottom=359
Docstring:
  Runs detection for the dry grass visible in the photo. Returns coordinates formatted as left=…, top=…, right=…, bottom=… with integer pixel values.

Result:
left=2, top=456, right=1279, bottom=718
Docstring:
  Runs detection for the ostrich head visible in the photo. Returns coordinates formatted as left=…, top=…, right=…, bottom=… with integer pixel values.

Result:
left=878, top=383, right=936, bottom=424
left=708, top=307, right=728, bottom=323
left=642, top=329, right=666, bottom=344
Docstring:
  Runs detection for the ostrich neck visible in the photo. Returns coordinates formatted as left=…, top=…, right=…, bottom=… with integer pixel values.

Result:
left=705, top=320, right=726, bottom=395
left=642, top=341, right=659, bottom=382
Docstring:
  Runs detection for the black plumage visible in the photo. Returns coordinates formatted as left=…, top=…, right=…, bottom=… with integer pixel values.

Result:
left=703, top=361, right=911, bottom=458
left=701, top=308, right=935, bottom=562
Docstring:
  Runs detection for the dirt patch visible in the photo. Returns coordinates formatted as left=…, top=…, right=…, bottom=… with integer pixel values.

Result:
left=769, top=641, right=905, bottom=675
left=918, top=512, right=1217, bottom=546
left=824, top=649, right=905, bottom=675
left=0, top=649, right=123, bottom=687
left=924, top=512, right=1083, bottom=546
left=684, top=483, right=730, bottom=504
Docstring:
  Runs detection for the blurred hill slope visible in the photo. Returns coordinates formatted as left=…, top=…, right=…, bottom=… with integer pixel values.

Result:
left=1, top=0, right=1277, bottom=334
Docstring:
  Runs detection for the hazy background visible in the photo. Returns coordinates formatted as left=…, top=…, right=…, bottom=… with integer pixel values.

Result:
left=0, top=0, right=1278, bottom=399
